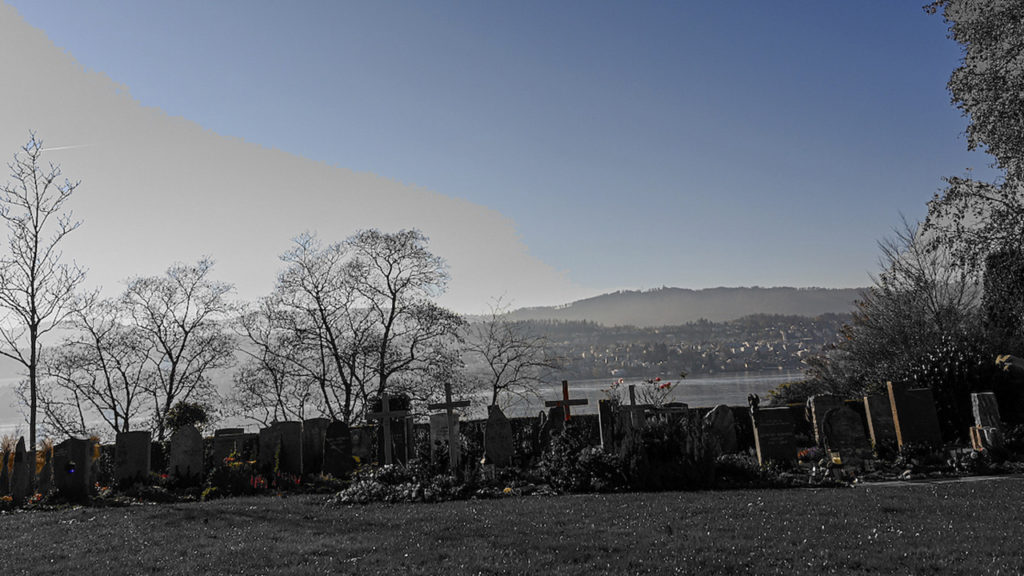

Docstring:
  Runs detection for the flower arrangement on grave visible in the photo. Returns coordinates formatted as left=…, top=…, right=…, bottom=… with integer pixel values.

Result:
left=797, top=447, right=824, bottom=463
left=605, top=373, right=685, bottom=408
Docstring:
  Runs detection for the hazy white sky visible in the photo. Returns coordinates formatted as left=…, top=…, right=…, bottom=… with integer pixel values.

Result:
left=0, top=2, right=999, bottom=313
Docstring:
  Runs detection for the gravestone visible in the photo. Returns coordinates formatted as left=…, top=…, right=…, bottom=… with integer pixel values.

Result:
left=751, top=407, right=797, bottom=466
left=821, top=406, right=871, bottom=456
left=427, top=382, right=471, bottom=472
left=349, top=427, right=373, bottom=464
left=37, top=445, right=53, bottom=495
left=10, top=437, right=30, bottom=504
left=115, top=431, right=152, bottom=486
left=808, top=394, right=844, bottom=446
left=258, top=421, right=303, bottom=475
left=212, top=428, right=246, bottom=464
left=887, top=381, right=943, bottom=448
left=542, top=405, right=566, bottom=441
left=0, top=449, right=9, bottom=495
left=428, top=412, right=461, bottom=465
left=169, top=425, right=204, bottom=482
left=598, top=399, right=617, bottom=450
left=322, top=421, right=355, bottom=477
left=972, top=392, right=1001, bottom=429
left=53, top=437, right=92, bottom=501
left=302, top=418, right=331, bottom=475
left=704, top=404, right=738, bottom=453
left=863, top=395, right=897, bottom=451
left=484, top=404, right=514, bottom=467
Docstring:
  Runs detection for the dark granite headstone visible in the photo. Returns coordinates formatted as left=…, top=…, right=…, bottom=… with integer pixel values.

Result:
left=972, top=392, right=1001, bottom=429
left=212, top=428, right=247, bottom=464
left=350, top=427, right=373, bottom=464
left=322, top=421, right=355, bottom=477
left=0, top=449, right=9, bottom=495
left=115, top=431, right=152, bottom=486
left=484, top=404, right=514, bottom=467
left=808, top=394, right=844, bottom=446
left=863, top=395, right=897, bottom=451
left=887, top=381, right=943, bottom=448
left=10, top=437, right=30, bottom=504
left=704, top=404, right=738, bottom=453
left=38, top=445, right=53, bottom=495
left=53, top=438, right=92, bottom=501
left=821, top=406, right=871, bottom=455
left=751, top=407, right=796, bottom=466
left=302, top=418, right=330, bottom=474
left=258, top=421, right=303, bottom=475
left=169, top=425, right=204, bottom=482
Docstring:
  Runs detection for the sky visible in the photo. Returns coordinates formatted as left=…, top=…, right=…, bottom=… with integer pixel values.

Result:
left=0, top=1, right=1000, bottom=313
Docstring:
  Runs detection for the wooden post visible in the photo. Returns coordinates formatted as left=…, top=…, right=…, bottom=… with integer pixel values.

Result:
left=545, top=380, right=589, bottom=422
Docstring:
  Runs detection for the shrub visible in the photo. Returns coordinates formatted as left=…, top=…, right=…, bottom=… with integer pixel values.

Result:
left=618, top=415, right=717, bottom=491
left=539, top=424, right=624, bottom=493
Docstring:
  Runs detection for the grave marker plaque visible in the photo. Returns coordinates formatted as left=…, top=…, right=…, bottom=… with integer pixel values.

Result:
left=115, top=430, right=152, bottom=486
left=751, top=407, right=796, bottom=466
left=169, top=425, right=204, bottom=482
left=322, top=421, right=355, bottom=477
left=887, top=381, right=943, bottom=448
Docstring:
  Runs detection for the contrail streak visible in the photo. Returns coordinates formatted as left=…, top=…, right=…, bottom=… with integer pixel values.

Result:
left=39, top=144, right=92, bottom=152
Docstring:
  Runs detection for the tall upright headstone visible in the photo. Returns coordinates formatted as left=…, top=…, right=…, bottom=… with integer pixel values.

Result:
left=887, top=381, right=943, bottom=448
left=115, top=431, right=152, bottom=486
left=427, top=382, right=471, bottom=472
left=751, top=407, right=796, bottom=466
left=972, top=392, right=1002, bottom=428
left=821, top=406, right=871, bottom=456
left=484, top=404, right=514, bottom=468
left=258, top=421, right=303, bottom=475
left=169, top=425, right=204, bottom=482
left=368, top=394, right=411, bottom=466
left=212, top=428, right=246, bottom=464
left=53, top=438, right=92, bottom=502
left=704, top=404, right=738, bottom=453
left=863, top=395, right=897, bottom=451
left=0, top=448, right=10, bottom=495
left=808, top=395, right=844, bottom=446
left=302, top=418, right=331, bottom=475
left=37, top=444, right=53, bottom=496
left=322, top=421, right=355, bottom=477
left=598, top=399, right=617, bottom=451
left=10, top=437, right=31, bottom=504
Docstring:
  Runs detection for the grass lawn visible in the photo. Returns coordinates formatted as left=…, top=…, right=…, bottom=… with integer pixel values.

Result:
left=2, top=478, right=1023, bottom=575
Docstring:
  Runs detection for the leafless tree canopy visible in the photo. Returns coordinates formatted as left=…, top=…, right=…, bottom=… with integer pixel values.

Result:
left=0, top=134, right=86, bottom=450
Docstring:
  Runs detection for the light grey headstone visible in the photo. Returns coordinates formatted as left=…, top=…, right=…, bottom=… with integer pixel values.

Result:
left=484, top=405, right=514, bottom=468
left=115, top=430, right=152, bottom=486
left=169, top=425, right=204, bottom=482
left=429, top=412, right=461, bottom=466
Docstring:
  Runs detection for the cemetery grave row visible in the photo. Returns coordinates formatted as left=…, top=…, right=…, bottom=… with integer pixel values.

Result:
left=0, top=379, right=1015, bottom=505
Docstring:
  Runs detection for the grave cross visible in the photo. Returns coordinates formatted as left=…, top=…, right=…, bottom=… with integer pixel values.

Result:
left=545, top=380, right=589, bottom=422
left=625, top=384, right=654, bottom=428
left=427, top=381, right=472, bottom=471
left=368, top=393, right=411, bottom=465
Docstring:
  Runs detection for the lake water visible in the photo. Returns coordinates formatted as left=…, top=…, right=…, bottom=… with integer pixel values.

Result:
left=0, top=371, right=802, bottom=435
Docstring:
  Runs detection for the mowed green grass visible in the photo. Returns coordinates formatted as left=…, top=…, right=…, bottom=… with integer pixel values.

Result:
left=2, top=478, right=1023, bottom=575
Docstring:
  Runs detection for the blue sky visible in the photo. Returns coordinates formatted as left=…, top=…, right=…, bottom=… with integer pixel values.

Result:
left=2, top=1, right=997, bottom=300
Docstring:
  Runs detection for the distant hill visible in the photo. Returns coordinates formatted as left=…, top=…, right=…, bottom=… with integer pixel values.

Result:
left=506, top=287, right=863, bottom=327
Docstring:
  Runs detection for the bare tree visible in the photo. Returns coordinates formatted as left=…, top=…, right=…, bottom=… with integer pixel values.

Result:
left=347, top=229, right=466, bottom=407
left=123, top=258, right=235, bottom=440
left=231, top=296, right=318, bottom=425
left=20, top=294, right=152, bottom=441
left=465, top=298, right=560, bottom=406
left=0, top=134, right=86, bottom=451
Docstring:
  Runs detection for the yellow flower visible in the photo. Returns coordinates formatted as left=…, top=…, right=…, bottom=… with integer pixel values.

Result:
left=502, top=487, right=512, bottom=495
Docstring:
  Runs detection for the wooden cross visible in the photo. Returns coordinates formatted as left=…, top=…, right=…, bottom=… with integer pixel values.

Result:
left=545, top=380, right=589, bottom=422
left=427, top=381, right=471, bottom=472
left=625, top=384, right=653, bottom=428
left=367, top=393, right=410, bottom=465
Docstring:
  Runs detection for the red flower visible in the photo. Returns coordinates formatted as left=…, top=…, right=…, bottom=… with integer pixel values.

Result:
left=654, top=377, right=661, bottom=382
